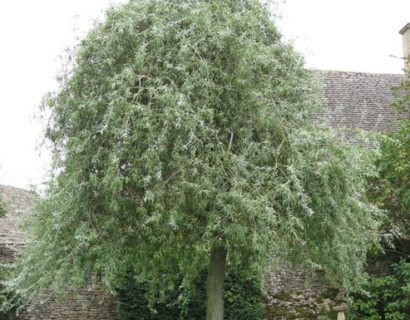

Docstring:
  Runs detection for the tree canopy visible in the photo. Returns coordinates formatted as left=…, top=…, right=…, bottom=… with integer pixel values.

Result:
left=3, top=0, right=382, bottom=318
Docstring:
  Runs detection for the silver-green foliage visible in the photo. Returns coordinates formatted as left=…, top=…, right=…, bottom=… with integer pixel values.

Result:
left=5, top=0, right=381, bottom=307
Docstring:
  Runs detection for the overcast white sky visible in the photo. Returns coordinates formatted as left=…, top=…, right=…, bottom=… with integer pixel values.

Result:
left=0, top=0, right=409, bottom=190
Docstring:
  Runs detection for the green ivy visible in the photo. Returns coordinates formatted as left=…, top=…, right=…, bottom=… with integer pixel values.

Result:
left=347, top=258, right=410, bottom=320
left=116, top=266, right=262, bottom=320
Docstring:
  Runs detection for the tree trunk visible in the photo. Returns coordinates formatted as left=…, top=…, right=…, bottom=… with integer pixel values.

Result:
left=206, top=245, right=227, bottom=320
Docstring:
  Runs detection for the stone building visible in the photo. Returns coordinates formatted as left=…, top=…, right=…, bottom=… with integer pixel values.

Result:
left=1, top=23, right=408, bottom=320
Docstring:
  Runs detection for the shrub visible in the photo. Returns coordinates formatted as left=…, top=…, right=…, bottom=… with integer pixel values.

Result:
left=116, top=266, right=262, bottom=320
left=347, top=258, right=410, bottom=320
left=224, top=271, right=263, bottom=320
left=116, top=271, right=181, bottom=320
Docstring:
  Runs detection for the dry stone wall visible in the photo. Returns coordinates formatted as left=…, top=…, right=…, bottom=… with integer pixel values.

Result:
left=0, top=245, right=15, bottom=264
left=0, top=245, right=119, bottom=320
left=263, top=263, right=346, bottom=319
left=15, top=287, right=118, bottom=320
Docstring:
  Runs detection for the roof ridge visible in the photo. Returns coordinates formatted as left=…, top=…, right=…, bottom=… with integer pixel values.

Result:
left=312, top=69, right=405, bottom=76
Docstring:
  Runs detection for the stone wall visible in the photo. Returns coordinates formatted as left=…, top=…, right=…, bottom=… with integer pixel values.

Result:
left=0, top=246, right=118, bottom=320
left=16, top=287, right=118, bottom=320
left=0, top=245, right=15, bottom=264
left=263, top=263, right=346, bottom=319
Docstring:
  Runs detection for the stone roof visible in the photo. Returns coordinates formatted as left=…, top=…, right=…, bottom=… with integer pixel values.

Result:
left=0, top=185, right=36, bottom=246
left=315, top=70, right=405, bottom=133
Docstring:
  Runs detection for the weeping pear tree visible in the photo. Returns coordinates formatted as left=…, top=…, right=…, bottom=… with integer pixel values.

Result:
left=5, top=0, right=381, bottom=319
